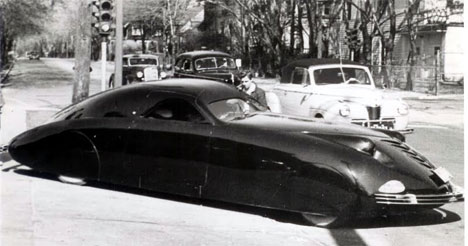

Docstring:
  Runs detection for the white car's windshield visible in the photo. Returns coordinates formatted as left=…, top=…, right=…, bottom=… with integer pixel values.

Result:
left=208, top=98, right=261, bottom=121
left=129, top=58, right=158, bottom=66
left=195, top=57, right=237, bottom=70
left=313, top=67, right=371, bottom=85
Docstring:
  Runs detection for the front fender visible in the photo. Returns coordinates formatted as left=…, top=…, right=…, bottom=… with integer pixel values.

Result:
left=308, top=99, right=366, bottom=121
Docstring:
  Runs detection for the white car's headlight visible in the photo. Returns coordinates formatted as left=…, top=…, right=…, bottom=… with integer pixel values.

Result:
left=160, top=71, right=167, bottom=78
left=136, top=71, right=144, bottom=78
left=378, top=180, right=406, bottom=193
left=339, top=104, right=350, bottom=117
left=397, top=103, right=409, bottom=115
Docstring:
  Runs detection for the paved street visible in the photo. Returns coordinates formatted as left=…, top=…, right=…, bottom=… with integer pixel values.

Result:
left=0, top=58, right=464, bottom=246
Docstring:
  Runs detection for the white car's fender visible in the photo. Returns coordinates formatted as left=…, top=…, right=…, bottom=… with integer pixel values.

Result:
left=265, top=92, right=282, bottom=113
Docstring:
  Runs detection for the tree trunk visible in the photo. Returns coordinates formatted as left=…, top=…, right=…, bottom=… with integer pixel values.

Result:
left=141, top=23, right=147, bottom=54
left=405, top=0, right=421, bottom=91
left=0, top=6, right=4, bottom=72
left=297, top=3, right=304, bottom=54
left=304, top=1, right=316, bottom=56
left=289, top=0, right=296, bottom=55
left=72, top=1, right=92, bottom=103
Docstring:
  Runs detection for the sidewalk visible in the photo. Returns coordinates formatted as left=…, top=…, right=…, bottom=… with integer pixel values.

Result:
left=0, top=58, right=104, bottom=146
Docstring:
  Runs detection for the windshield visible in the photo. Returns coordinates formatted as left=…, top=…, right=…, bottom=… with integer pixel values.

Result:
left=313, top=67, right=371, bottom=85
left=129, top=57, right=158, bottom=66
left=194, top=57, right=237, bottom=70
left=208, top=98, right=262, bottom=121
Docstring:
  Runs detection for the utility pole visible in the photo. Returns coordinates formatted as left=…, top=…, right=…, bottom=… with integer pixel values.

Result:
left=72, top=1, right=92, bottom=103
left=114, top=0, right=123, bottom=87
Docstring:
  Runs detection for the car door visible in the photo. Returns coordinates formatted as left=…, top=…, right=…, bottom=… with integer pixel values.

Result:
left=274, top=67, right=312, bottom=116
left=132, top=97, right=212, bottom=198
left=203, top=125, right=294, bottom=208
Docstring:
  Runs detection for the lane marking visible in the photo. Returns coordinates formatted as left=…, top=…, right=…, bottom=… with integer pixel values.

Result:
left=408, top=124, right=449, bottom=129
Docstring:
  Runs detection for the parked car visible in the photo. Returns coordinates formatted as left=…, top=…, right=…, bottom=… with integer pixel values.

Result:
left=27, top=51, right=40, bottom=60
left=109, top=53, right=171, bottom=87
left=174, top=50, right=242, bottom=85
left=271, top=59, right=412, bottom=133
left=8, top=79, right=463, bottom=227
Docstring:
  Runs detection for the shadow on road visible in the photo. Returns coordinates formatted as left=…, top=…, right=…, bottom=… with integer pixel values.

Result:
left=7, top=167, right=462, bottom=231
left=349, top=208, right=461, bottom=228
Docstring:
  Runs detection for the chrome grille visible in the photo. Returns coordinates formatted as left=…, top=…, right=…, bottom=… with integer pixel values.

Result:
left=381, top=139, right=434, bottom=168
left=366, top=106, right=381, bottom=120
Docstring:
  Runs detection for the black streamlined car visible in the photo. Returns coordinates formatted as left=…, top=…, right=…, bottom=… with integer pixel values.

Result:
left=8, top=79, right=463, bottom=227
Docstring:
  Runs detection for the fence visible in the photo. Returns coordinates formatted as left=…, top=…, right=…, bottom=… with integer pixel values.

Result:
left=370, top=64, right=464, bottom=95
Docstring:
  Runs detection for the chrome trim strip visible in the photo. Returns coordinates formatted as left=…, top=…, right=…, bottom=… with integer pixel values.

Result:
left=374, top=192, right=464, bottom=205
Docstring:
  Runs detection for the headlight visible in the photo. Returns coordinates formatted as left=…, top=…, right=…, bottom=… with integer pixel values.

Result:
left=160, top=71, right=167, bottom=78
left=378, top=180, right=406, bottom=193
left=136, top=71, right=144, bottom=78
left=101, top=24, right=110, bottom=32
left=339, top=104, right=350, bottom=117
left=397, top=103, right=409, bottom=115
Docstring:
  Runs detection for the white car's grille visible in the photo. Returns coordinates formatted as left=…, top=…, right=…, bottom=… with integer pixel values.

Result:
left=366, top=106, right=381, bottom=120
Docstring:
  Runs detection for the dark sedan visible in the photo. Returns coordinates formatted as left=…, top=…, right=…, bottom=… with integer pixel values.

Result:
left=174, top=51, right=242, bottom=86
left=109, top=54, right=170, bottom=87
left=8, top=79, right=463, bottom=227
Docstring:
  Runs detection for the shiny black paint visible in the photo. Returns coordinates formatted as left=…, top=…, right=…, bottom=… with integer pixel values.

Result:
left=8, top=79, right=459, bottom=223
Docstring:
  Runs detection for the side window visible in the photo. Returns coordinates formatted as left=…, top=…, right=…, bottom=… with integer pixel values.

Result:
left=182, top=59, right=192, bottom=71
left=122, top=58, right=129, bottom=66
left=146, top=98, right=206, bottom=123
left=175, top=58, right=184, bottom=71
left=291, top=68, right=309, bottom=85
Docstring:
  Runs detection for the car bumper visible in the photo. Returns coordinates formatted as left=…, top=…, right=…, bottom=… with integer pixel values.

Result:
left=373, top=187, right=464, bottom=206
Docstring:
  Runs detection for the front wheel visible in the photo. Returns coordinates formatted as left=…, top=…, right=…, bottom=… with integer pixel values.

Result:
left=302, top=213, right=346, bottom=228
left=58, top=175, right=86, bottom=186
left=301, top=200, right=358, bottom=228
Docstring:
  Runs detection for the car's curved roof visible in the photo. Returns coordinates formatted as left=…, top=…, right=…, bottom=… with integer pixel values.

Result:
left=126, top=78, right=242, bottom=103
left=51, top=79, right=243, bottom=122
left=176, top=50, right=233, bottom=59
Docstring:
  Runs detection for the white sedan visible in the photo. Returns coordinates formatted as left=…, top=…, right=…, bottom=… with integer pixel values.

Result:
left=270, top=59, right=412, bottom=133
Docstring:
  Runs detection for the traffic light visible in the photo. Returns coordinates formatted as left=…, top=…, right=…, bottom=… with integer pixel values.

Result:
left=91, top=0, right=114, bottom=36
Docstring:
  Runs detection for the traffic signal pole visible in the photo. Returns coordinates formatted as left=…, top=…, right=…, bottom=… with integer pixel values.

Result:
left=114, top=0, right=123, bottom=87
left=101, top=39, right=107, bottom=91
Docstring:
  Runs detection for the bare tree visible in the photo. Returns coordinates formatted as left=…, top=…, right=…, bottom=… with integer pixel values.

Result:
left=0, top=0, right=48, bottom=65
